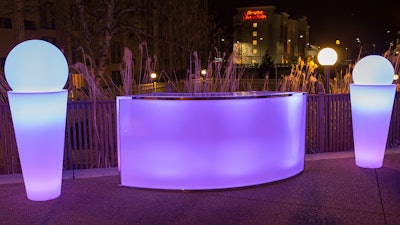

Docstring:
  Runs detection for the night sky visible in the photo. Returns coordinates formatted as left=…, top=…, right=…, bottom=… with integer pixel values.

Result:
left=213, top=0, right=400, bottom=55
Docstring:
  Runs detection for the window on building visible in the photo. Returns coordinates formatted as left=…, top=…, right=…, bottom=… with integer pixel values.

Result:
left=0, top=57, right=6, bottom=68
left=40, top=2, right=55, bottom=29
left=112, top=71, right=122, bottom=86
left=0, top=17, right=12, bottom=28
left=70, top=4, right=80, bottom=30
left=253, top=23, right=257, bottom=28
left=111, top=42, right=122, bottom=63
left=41, top=37, right=56, bottom=45
left=253, top=40, right=257, bottom=45
left=251, top=59, right=256, bottom=64
left=24, top=20, right=36, bottom=30
left=252, top=31, right=257, bottom=37
left=72, top=73, right=84, bottom=89
left=71, top=40, right=79, bottom=63
left=253, top=49, right=258, bottom=54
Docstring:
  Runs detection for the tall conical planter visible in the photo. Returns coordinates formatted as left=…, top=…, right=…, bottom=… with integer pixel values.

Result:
left=350, top=84, right=395, bottom=168
left=8, top=91, right=67, bottom=201
left=4, top=40, right=69, bottom=201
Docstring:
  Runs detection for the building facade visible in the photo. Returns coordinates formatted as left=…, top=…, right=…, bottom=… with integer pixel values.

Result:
left=233, top=6, right=310, bottom=67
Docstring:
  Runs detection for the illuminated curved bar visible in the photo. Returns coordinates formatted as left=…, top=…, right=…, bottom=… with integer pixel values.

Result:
left=117, top=91, right=307, bottom=190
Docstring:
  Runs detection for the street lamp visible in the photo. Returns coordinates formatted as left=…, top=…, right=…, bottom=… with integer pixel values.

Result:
left=150, top=72, right=157, bottom=79
left=236, top=40, right=242, bottom=64
left=150, top=72, right=157, bottom=92
left=201, top=69, right=207, bottom=77
left=350, top=55, right=395, bottom=168
left=317, top=47, right=338, bottom=93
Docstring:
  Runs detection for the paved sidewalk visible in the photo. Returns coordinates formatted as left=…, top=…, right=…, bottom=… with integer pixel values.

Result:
left=1, top=149, right=400, bottom=225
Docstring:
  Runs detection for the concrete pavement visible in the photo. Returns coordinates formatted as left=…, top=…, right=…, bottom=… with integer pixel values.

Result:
left=1, top=149, right=400, bottom=225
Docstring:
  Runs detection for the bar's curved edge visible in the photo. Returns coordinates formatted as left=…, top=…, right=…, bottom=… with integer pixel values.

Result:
left=126, top=91, right=305, bottom=100
left=119, top=169, right=305, bottom=191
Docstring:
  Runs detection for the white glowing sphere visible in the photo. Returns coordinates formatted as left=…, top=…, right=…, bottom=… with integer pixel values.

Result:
left=353, top=55, right=394, bottom=85
left=5, top=39, right=68, bottom=92
left=317, top=47, right=338, bottom=66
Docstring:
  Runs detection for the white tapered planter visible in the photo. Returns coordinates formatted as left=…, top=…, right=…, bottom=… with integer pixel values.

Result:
left=8, top=91, right=67, bottom=200
left=4, top=39, right=69, bottom=201
left=349, top=55, right=396, bottom=169
left=350, top=84, right=395, bottom=168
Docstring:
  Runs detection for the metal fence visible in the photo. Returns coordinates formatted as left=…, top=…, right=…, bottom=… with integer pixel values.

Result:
left=1, top=92, right=400, bottom=174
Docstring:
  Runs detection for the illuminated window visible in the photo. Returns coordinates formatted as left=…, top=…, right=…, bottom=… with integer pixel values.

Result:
left=253, top=40, right=257, bottom=45
left=253, top=49, right=258, bottom=54
left=72, top=73, right=85, bottom=89
left=253, top=23, right=257, bottom=28
left=252, top=31, right=257, bottom=37
left=252, top=59, right=256, bottom=64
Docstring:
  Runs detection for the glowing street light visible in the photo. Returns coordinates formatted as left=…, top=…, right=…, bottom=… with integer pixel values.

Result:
left=5, top=40, right=68, bottom=201
left=150, top=72, right=157, bottom=80
left=317, top=47, right=338, bottom=93
left=350, top=55, right=395, bottom=168
left=201, top=69, right=207, bottom=76
left=150, top=72, right=157, bottom=92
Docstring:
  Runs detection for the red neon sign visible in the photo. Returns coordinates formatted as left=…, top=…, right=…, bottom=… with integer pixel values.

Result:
left=243, top=10, right=267, bottom=21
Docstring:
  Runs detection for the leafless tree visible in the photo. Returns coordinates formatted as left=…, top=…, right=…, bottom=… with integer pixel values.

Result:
left=73, top=0, right=224, bottom=90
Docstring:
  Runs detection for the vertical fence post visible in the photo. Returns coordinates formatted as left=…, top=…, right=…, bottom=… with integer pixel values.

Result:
left=317, top=92, right=326, bottom=153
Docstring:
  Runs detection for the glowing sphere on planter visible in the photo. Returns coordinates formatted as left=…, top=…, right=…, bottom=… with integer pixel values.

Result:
left=350, top=54, right=396, bottom=168
left=5, top=39, right=68, bottom=92
left=352, top=55, right=394, bottom=85
left=317, top=47, right=338, bottom=66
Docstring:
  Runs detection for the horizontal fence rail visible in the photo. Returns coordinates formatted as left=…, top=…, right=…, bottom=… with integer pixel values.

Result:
left=1, top=92, right=400, bottom=174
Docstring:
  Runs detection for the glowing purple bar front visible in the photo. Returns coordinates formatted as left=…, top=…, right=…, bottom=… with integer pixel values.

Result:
left=117, top=91, right=306, bottom=190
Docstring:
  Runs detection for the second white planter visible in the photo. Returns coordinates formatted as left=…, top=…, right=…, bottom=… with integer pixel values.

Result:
left=350, top=84, right=396, bottom=168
